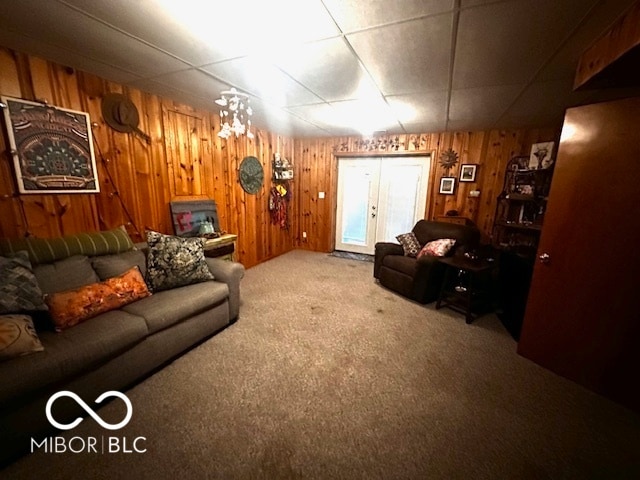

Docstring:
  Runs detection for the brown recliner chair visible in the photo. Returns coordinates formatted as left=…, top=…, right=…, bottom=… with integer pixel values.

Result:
left=374, top=220, right=481, bottom=303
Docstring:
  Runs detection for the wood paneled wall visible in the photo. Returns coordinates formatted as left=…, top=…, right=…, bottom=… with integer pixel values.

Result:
left=0, top=48, right=294, bottom=268
left=0, top=47, right=560, bottom=267
left=294, top=128, right=559, bottom=252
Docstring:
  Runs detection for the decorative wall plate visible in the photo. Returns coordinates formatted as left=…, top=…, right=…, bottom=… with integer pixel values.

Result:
left=239, top=156, right=264, bottom=194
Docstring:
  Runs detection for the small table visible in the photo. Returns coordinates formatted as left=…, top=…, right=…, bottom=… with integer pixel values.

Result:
left=436, top=255, right=496, bottom=324
left=203, top=233, right=237, bottom=261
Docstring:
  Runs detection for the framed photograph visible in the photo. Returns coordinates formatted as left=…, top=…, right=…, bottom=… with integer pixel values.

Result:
left=529, top=142, right=555, bottom=170
left=459, top=164, right=477, bottom=182
left=1, top=96, right=99, bottom=194
left=439, top=177, right=456, bottom=195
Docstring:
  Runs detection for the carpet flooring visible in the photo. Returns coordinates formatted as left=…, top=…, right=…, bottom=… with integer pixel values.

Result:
left=3, top=250, right=639, bottom=479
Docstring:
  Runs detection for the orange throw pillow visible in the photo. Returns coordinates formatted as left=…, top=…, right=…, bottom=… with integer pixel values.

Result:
left=45, top=266, right=151, bottom=332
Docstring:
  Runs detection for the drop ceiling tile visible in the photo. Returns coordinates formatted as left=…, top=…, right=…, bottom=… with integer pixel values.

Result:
left=135, top=69, right=230, bottom=101
left=288, top=99, right=401, bottom=136
left=386, top=91, right=448, bottom=127
left=449, top=84, right=523, bottom=123
left=202, top=58, right=323, bottom=107
left=58, top=0, right=231, bottom=65
left=0, top=29, right=142, bottom=85
left=0, top=0, right=189, bottom=78
left=123, top=79, right=218, bottom=112
left=498, top=79, right=593, bottom=127
left=346, top=15, right=453, bottom=95
left=249, top=98, right=329, bottom=137
left=274, top=38, right=377, bottom=103
left=536, top=0, right=639, bottom=82
left=323, top=0, right=454, bottom=32
left=453, top=0, right=600, bottom=89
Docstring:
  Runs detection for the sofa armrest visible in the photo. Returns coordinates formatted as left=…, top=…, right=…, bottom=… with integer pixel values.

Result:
left=205, top=258, right=245, bottom=320
left=374, top=242, right=405, bottom=278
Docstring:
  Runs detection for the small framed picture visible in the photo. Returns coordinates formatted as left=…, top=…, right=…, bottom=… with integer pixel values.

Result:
left=459, top=164, right=477, bottom=182
left=439, top=177, right=456, bottom=195
left=529, top=142, right=555, bottom=169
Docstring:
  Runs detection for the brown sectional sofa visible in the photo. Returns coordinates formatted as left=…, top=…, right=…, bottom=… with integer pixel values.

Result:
left=0, top=232, right=244, bottom=466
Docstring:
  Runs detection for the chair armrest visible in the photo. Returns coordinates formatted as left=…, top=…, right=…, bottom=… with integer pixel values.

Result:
left=374, top=242, right=405, bottom=278
left=205, top=258, right=245, bottom=320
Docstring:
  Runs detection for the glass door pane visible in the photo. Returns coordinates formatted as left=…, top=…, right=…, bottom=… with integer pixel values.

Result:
left=335, top=159, right=380, bottom=254
left=376, top=158, right=430, bottom=242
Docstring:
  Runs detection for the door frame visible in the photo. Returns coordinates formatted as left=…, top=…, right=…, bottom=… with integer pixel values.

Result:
left=333, top=151, right=432, bottom=253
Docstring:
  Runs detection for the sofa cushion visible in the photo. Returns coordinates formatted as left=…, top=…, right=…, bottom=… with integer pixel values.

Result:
left=45, top=267, right=151, bottom=332
left=145, top=230, right=214, bottom=292
left=122, top=280, right=228, bottom=334
left=0, top=251, right=48, bottom=314
left=0, top=226, right=134, bottom=266
left=0, top=310, right=148, bottom=405
left=91, top=249, right=147, bottom=280
left=34, top=255, right=100, bottom=294
left=0, top=314, right=44, bottom=361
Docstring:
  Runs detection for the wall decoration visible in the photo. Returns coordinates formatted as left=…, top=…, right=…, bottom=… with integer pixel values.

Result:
left=238, top=156, right=264, bottom=194
left=529, top=142, right=555, bottom=169
left=439, top=147, right=459, bottom=175
left=273, top=152, right=293, bottom=180
left=101, top=93, right=151, bottom=144
left=459, top=164, right=478, bottom=182
left=169, top=199, right=221, bottom=237
left=1, top=96, right=99, bottom=194
left=332, top=136, right=405, bottom=153
left=439, top=177, right=456, bottom=195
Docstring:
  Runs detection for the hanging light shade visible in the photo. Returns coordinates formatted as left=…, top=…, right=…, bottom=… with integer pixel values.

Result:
left=215, top=88, right=254, bottom=139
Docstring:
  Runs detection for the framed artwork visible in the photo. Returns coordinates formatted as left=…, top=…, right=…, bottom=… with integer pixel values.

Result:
left=170, top=199, right=220, bottom=237
left=1, top=96, right=99, bottom=194
left=439, top=177, right=456, bottom=195
left=459, top=164, right=477, bottom=182
left=529, top=142, right=555, bottom=170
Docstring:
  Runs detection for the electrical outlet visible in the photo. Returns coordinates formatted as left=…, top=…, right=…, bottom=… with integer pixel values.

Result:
left=318, top=191, right=325, bottom=199
left=302, top=231, right=307, bottom=239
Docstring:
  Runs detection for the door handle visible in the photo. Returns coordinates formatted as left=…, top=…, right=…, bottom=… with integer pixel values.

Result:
left=539, top=253, right=550, bottom=264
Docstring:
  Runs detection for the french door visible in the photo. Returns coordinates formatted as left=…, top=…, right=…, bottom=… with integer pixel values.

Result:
left=335, top=156, right=430, bottom=254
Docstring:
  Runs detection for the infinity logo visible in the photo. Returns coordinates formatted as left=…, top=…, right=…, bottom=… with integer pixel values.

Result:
left=46, top=391, right=133, bottom=431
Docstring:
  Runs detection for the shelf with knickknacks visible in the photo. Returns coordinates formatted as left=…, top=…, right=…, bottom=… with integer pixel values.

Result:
left=269, top=153, right=293, bottom=229
left=492, top=142, right=556, bottom=257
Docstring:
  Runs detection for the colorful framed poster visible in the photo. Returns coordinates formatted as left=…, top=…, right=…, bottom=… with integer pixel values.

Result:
left=1, top=96, right=99, bottom=194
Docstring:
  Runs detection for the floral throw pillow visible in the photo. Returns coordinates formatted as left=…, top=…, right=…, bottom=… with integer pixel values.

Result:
left=417, top=238, right=456, bottom=258
left=0, top=251, right=48, bottom=314
left=0, top=314, right=45, bottom=360
left=145, top=230, right=214, bottom=292
left=396, top=232, right=422, bottom=258
left=45, top=266, right=151, bottom=332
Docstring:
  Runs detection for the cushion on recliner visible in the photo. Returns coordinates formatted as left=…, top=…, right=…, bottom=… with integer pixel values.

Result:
left=122, top=280, right=228, bottom=334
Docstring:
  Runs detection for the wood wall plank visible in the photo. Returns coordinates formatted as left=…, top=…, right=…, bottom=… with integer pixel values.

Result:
left=295, top=128, right=559, bottom=251
left=0, top=47, right=559, bottom=268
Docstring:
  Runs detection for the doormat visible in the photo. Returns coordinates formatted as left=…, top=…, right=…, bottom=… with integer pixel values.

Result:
left=329, top=250, right=374, bottom=263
